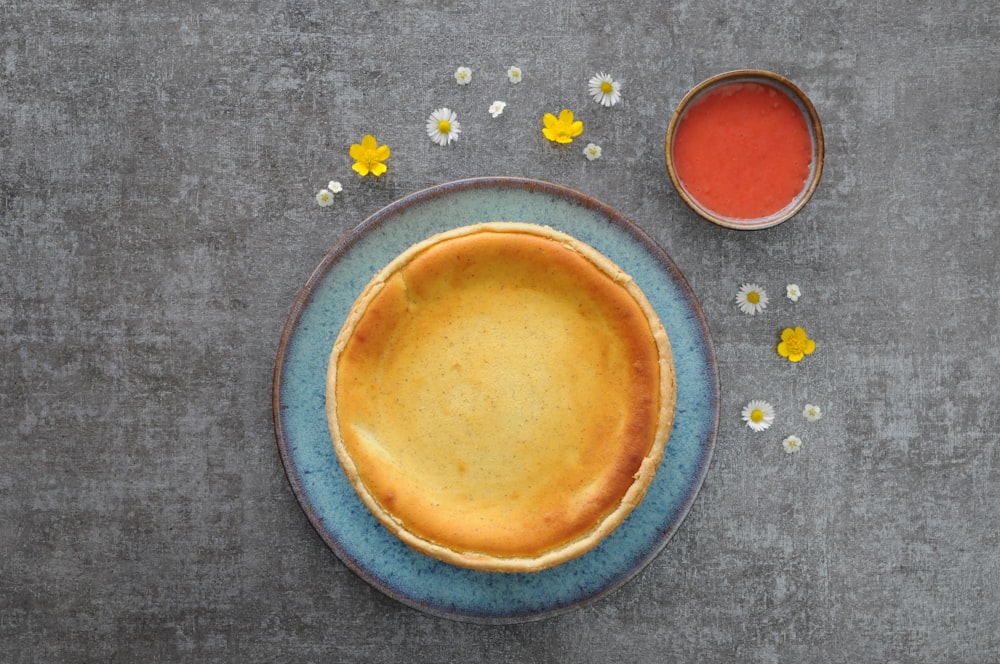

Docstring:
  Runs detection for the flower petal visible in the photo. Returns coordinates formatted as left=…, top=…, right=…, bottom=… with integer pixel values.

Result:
left=369, top=161, right=387, bottom=177
left=352, top=161, right=369, bottom=176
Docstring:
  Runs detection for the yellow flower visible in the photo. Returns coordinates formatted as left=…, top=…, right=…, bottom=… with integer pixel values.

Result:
left=777, top=326, right=816, bottom=363
left=349, top=134, right=390, bottom=177
left=542, top=109, right=584, bottom=144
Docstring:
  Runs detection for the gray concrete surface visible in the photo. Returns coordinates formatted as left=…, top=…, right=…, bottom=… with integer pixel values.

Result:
left=2, top=0, right=998, bottom=661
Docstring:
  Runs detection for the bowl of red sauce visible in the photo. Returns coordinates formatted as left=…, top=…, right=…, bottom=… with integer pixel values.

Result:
left=665, top=69, right=824, bottom=230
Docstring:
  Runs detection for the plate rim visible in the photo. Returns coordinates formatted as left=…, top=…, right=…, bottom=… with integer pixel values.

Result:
left=271, top=176, right=719, bottom=623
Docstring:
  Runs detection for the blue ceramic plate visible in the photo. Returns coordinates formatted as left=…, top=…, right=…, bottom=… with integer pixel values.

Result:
left=272, top=177, right=718, bottom=623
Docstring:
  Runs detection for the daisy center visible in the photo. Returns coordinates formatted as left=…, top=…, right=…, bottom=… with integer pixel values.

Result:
left=747, top=291, right=760, bottom=304
left=437, top=119, right=452, bottom=134
left=600, top=81, right=614, bottom=94
left=750, top=409, right=764, bottom=423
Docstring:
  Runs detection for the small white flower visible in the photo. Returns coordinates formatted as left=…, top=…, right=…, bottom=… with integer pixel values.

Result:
left=736, top=283, right=769, bottom=315
left=488, top=101, right=507, bottom=118
left=782, top=435, right=803, bottom=454
left=786, top=284, right=802, bottom=302
left=803, top=404, right=822, bottom=422
left=316, top=189, right=334, bottom=207
left=327, top=180, right=343, bottom=194
left=507, top=66, right=522, bottom=83
left=454, top=66, right=472, bottom=85
left=742, top=400, right=775, bottom=432
left=588, top=72, right=622, bottom=107
left=426, top=107, right=461, bottom=146
left=583, top=142, right=602, bottom=161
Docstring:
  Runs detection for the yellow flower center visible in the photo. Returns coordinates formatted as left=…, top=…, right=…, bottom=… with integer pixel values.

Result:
left=747, top=291, right=760, bottom=304
left=600, top=81, right=613, bottom=94
left=784, top=336, right=805, bottom=355
left=437, top=119, right=451, bottom=134
left=750, top=409, right=764, bottom=423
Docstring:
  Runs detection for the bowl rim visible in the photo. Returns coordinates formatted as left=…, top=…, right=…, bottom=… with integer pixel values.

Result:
left=664, top=69, right=825, bottom=231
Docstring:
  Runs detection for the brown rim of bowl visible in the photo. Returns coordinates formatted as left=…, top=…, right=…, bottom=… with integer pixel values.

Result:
left=664, top=69, right=824, bottom=231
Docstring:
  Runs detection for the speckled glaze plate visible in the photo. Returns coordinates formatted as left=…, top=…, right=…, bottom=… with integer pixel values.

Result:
left=272, top=177, right=718, bottom=623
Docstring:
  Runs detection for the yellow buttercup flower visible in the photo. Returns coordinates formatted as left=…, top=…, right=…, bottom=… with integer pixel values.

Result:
left=350, top=134, right=390, bottom=177
left=542, top=109, right=584, bottom=144
left=777, top=326, right=816, bottom=362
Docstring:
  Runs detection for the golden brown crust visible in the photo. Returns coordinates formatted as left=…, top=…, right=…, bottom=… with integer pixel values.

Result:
left=326, top=222, right=675, bottom=572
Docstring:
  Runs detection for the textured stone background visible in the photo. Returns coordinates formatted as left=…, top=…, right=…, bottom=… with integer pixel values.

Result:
left=2, top=0, right=998, bottom=661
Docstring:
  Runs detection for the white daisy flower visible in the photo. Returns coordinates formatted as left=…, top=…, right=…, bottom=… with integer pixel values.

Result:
left=328, top=180, right=343, bottom=194
left=742, top=400, right=775, bottom=432
left=588, top=72, right=622, bottom=107
left=454, top=66, right=472, bottom=85
left=507, top=66, right=522, bottom=83
left=782, top=435, right=803, bottom=454
left=583, top=142, right=602, bottom=161
left=736, top=283, right=769, bottom=315
left=316, top=189, right=334, bottom=207
left=488, top=101, right=507, bottom=118
left=426, top=107, right=461, bottom=146
left=786, top=284, right=802, bottom=302
left=803, top=404, right=822, bottom=422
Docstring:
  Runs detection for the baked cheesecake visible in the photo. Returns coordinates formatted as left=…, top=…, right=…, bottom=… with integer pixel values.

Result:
left=326, top=222, right=675, bottom=572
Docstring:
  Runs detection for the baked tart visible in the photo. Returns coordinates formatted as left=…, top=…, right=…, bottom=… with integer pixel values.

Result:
left=326, top=222, right=675, bottom=572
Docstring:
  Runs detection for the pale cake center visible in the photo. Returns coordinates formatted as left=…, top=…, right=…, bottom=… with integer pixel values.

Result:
left=357, top=283, right=633, bottom=512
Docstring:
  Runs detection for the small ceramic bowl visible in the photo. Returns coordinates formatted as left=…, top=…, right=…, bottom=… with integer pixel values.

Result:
left=665, top=69, right=824, bottom=231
